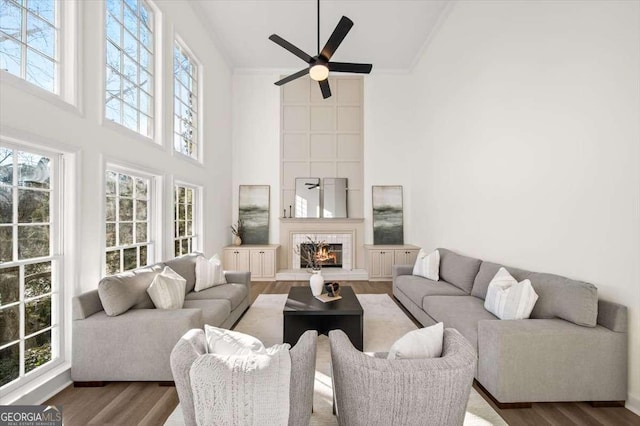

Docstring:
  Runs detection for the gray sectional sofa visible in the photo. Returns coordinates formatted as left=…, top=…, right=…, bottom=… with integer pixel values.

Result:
left=393, top=248, right=628, bottom=406
left=71, top=253, right=250, bottom=383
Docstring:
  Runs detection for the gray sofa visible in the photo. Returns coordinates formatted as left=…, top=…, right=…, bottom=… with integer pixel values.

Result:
left=393, top=248, right=628, bottom=406
left=71, top=253, right=251, bottom=383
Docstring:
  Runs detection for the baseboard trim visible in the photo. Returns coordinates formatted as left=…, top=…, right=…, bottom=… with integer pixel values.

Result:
left=626, top=393, right=640, bottom=416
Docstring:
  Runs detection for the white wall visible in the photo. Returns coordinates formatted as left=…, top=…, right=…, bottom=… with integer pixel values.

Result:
left=0, top=0, right=233, bottom=295
left=405, top=0, right=640, bottom=411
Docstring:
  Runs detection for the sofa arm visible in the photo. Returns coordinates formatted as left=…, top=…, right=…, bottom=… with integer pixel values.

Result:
left=171, top=329, right=206, bottom=426
left=477, top=319, right=627, bottom=403
left=392, top=264, right=414, bottom=279
left=288, top=330, right=317, bottom=426
left=597, top=299, right=627, bottom=333
left=72, top=290, right=104, bottom=320
left=224, top=271, right=251, bottom=300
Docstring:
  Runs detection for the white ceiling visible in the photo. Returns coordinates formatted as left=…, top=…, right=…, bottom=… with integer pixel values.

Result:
left=191, top=0, right=451, bottom=71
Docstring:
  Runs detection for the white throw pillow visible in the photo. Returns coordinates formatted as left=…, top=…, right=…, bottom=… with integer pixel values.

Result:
left=146, top=266, right=186, bottom=310
left=412, top=249, right=440, bottom=280
left=205, top=325, right=269, bottom=356
left=387, top=322, right=444, bottom=359
left=484, top=267, right=539, bottom=320
left=195, top=254, right=226, bottom=292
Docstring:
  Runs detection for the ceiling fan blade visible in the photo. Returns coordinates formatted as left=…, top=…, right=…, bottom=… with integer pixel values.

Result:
left=274, top=68, right=309, bottom=86
left=319, top=16, right=353, bottom=61
left=269, top=34, right=315, bottom=64
left=319, top=79, right=331, bottom=99
left=328, top=62, right=373, bottom=74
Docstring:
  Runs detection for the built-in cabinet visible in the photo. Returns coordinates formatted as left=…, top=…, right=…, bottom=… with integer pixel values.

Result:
left=364, top=244, right=420, bottom=280
left=223, top=245, right=279, bottom=281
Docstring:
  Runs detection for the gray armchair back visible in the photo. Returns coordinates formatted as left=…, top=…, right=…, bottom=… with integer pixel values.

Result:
left=329, top=328, right=476, bottom=426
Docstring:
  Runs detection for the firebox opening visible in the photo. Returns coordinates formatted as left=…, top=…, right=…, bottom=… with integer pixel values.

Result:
left=300, top=243, right=343, bottom=268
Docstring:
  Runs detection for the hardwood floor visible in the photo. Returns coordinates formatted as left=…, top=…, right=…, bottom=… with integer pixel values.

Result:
left=46, top=281, right=639, bottom=425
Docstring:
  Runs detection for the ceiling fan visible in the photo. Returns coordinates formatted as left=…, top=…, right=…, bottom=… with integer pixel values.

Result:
left=268, top=0, right=373, bottom=99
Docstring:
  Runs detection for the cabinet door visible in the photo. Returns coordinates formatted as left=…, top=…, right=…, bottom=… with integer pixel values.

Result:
left=261, top=250, right=275, bottom=278
left=223, top=250, right=237, bottom=270
left=236, top=249, right=251, bottom=272
left=394, top=250, right=407, bottom=265
left=368, top=250, right=382, bottom=278
left=405, top=249, right=419, bottom=266
left=381, top=251, right=394, bottom=277
left=250, top=250, right=263, bottom=278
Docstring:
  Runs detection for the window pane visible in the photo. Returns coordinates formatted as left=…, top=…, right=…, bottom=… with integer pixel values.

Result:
left=0, top=343, right=19, bottom=387
left=119, top=198, right=133, bottom=221
left=135, top=200, right=146, bottom=220
left=24, top=261, right=51, bottom=298
left=185, top=203, right=192, bottom=221
left=18, top=224, right=49, bottom=259
left=24, top=329, right=51, bottom=373
left=123, top=247, right=136, bottom=271
left=186, top=220, right=192, bottom=236
left=135, top=222, right=146, bottom=242
left=0, top=186, right=13, bottom=223
left=25, top=295, right=51, bottom=335
left=106, top=222, right=116, bottom=247
left=0, top=226, right=12, bottom=262
left=18, top=189, right=49, bottom=223
left=124, top=0, right=137, bottom=14
left=26, top=13, right=55, bottom=57
left=0, top=148, right=13, bottom=185
left=17, top=151, right=50, bottom=189
left=135, top=178, right=147, bottom=198
left=174, top=239, right=180, bottom=257
left=118, top=173, right=133, bottom=197
left=0, top=304, right=20, bottom=345
left=106, top=97, right=122, bottom=123
left=105, top=171, right=117, bottom=195
left=0, top=35, right=22, bottom=76
left=0, top=266, right=20, bottom=306
left=181, top=238, right=188, bottom=255
left=123, top=5, right=137, bottom=36
left=178, top=220, right=185, bottom=237
left=140, top=24, right=151, bottom=50
left=27, top=0, right=55, bottom=24
left=140, top=3, right=150, bottom=28
left=177, top=186, right=185, bottom=204
left=122, top=53, right=137, bottom=87
left=138, top=245, right=147, bottom=267
left=123, top=102, right=137, bottom=132
left=140, top=69, right=151, bottom=93
left=106, top=0, right=121, bottom=19
left=106, top=41, right=121, bottom=72
left=106, top=197, right=116, bottom=221
left=25, top=49, right=54, bottom=92
left=0, top=1, right=22, bottom=40
left=106, top=13, right=121, bottom=47
left=106, top=250, right=120, bottom=275
left=119, top=222, right=132, bottom=245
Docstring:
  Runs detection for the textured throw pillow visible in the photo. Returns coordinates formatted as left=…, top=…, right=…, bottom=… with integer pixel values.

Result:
left=484, top=267, right=539, bottom=320
left=387, top=322, right=444, bottom=360
left=195, top=254, right=226, bottom=292
left=205, top=325, right=270, bottom=356
left=146, top=266, right=186, bottom=310
left=412, top=249, right=440, bottom=280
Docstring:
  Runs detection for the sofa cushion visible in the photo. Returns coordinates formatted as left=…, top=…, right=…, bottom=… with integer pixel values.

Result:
left=98, top=264, right=162, bottom=316
left=185, top=283, right=248, bottom=310
left=527, top=272, right=598, bottom=327
left=165, top=253, right=202, bottom=294
left=395, top=275, right=467, bottom=306
left=471, top=261, right=532, bottom=300
left=183, top=299, right=231, bottom=327
left=146, top=266, right=187, bottom=310
left=422, top=295, right=497, bottom=349
left=437, top=249, right=482, bottom=294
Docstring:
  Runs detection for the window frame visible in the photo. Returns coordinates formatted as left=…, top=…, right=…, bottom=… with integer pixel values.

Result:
left=0, top=141, right=65, bottom=395
left=173, top=181, right=201, bottom=257
left=172, top=38, right=202, bottom=162
left=102, top=163, right=160, bottom=276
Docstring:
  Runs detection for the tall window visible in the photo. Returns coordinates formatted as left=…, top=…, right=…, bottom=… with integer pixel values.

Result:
left=0, top=0, right=58, bottom=92
left=173, top=43, right=198, bottom=159
left=105, top=169, right=151, bottom=274
left=174, top=184, right=196, bottom=256
left=105, top=0, right=154, bottom=137
left=0, top=145, right=60, bottom=389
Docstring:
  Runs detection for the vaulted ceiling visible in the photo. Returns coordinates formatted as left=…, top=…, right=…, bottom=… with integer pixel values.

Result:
left=191, top=0, right=451, bottom=71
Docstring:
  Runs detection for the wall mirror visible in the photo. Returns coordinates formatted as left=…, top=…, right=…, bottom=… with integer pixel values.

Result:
left=323, top=178, right=348, bottom=218
left=295, top=178, right=321, bottom=218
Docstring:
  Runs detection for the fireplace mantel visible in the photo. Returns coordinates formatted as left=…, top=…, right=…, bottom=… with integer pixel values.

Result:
left=278, top=218, right=365, bottom=270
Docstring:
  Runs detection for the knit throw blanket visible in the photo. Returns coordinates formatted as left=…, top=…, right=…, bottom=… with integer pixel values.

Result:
left=189, top=346, right=291, bottom=426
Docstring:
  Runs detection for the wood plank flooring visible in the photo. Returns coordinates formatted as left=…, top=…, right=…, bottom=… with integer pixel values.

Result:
left=46, top=281, right=640, bottom=425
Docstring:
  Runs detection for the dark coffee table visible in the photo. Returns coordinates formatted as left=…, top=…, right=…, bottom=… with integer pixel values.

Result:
left=283, top=286, right=364, bottom=351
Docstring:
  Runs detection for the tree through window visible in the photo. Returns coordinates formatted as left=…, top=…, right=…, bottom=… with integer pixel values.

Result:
left=173, top=43, right=198, bottom=159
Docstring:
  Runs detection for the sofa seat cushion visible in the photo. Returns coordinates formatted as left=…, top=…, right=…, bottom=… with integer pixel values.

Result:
left=395, top=275, right=467, bottom=306
left=185, top=283, right=247, bottom=310
left=422, top=295, right=497, bottom=349
left=437, top=249, right=482, bottom=294
left=183, top=299, right=231, bottom=327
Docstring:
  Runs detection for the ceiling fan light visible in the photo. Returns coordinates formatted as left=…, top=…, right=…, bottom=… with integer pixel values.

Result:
left=309, top=64, right=329, bottom=81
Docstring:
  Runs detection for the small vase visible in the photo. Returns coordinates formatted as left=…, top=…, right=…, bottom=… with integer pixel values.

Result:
left=233, top=236, right=242, bottom=246
left=310, top=269, right=324, bottom=296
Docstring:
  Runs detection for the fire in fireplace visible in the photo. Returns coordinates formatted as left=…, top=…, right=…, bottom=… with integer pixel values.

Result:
left=300, top=243, right=343, bottom=268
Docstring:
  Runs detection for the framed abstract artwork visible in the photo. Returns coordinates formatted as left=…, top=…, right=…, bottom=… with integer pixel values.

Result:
left=372, top=185, right=404, bottom=245
left=239, top=185, right=270, bottom=244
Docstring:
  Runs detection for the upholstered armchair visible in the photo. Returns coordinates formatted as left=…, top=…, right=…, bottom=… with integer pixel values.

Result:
left=170, top=329, right=317, bottom=426
left=329, top=328, right=476, bottom=426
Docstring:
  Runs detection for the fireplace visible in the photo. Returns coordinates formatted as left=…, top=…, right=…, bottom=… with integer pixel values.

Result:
left=300, top=243, right=343, bottom=268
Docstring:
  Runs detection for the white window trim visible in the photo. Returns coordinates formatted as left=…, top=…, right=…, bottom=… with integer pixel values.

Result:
left=101, top=158, right=164, bottom=275
left=99, top=0, right=164, bottom=146
left=172, top=180, right=202, bottom=257
left=0, top=138, right=69, bottom=398
left=172, top=33, right=204, bottom=164
left=0, top=0, right=81, bottom=111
